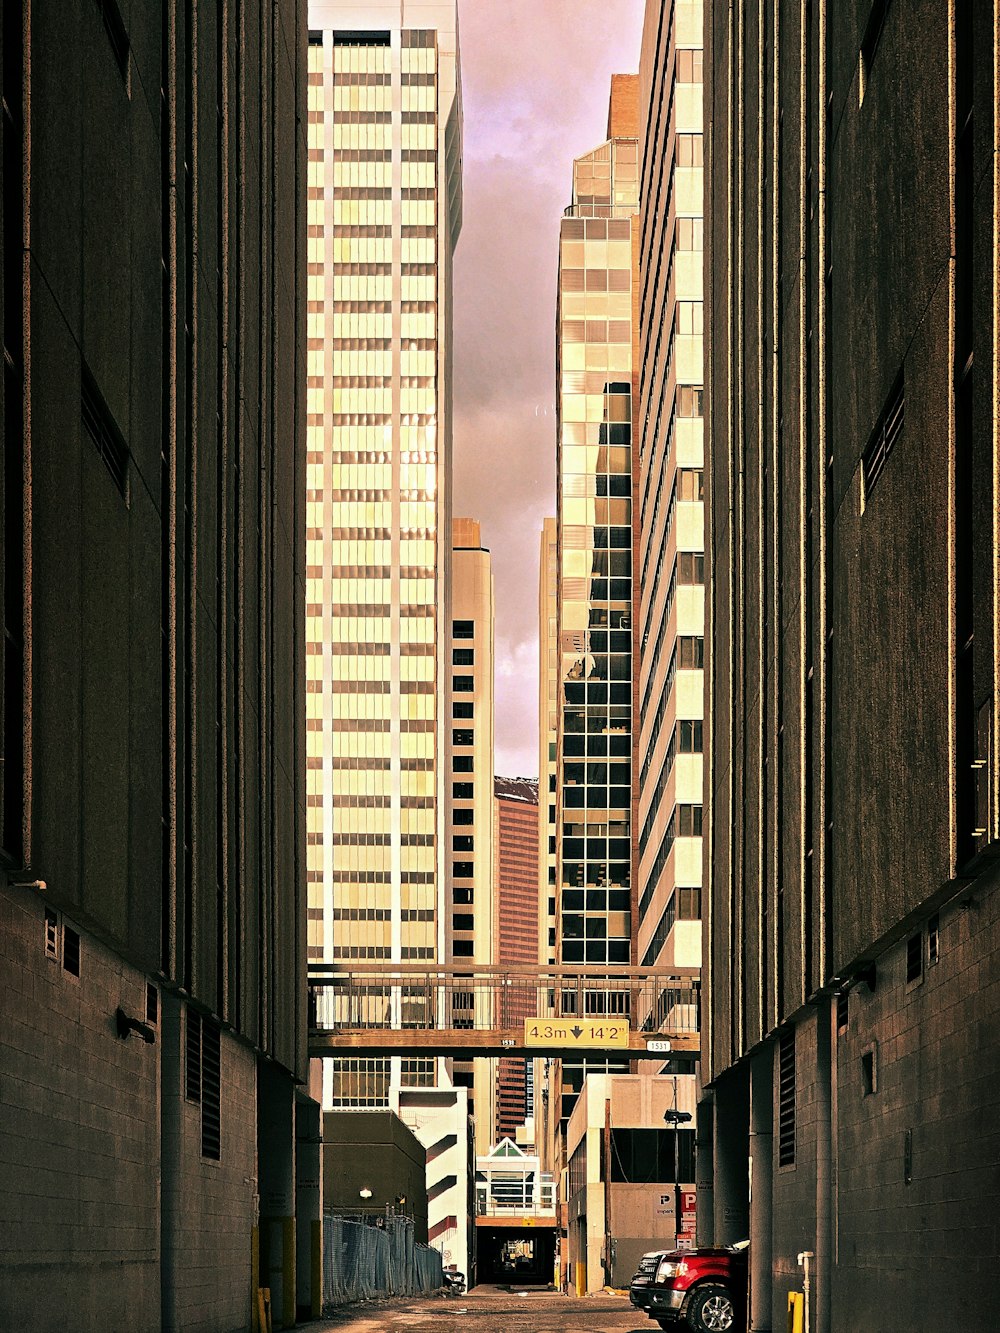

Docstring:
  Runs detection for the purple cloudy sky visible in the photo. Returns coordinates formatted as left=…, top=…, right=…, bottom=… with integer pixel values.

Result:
left=452, top=0, right=645, bottom=779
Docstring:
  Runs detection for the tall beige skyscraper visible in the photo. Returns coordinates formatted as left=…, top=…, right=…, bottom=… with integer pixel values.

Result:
left=305, top=1, right=462, bottom=1109
left=635, top=2, right=704, bottom=998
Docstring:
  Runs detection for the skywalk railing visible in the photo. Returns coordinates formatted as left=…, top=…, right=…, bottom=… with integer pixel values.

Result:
left=307, top=962, right=701, bottom=1058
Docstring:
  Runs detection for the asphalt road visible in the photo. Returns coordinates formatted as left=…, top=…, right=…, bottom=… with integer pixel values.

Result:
left=310, top=1285, right=655, bottom=1333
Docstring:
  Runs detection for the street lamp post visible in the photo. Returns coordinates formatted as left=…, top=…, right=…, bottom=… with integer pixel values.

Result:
left=663, top=1097, right=692, bottom=1247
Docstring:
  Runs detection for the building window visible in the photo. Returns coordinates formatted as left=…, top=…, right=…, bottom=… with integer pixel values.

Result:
left=146, top=983, right=159, bottom=1025
left=43, top=910, right=82, bottom=976
left=453, top=886, right=473, bottom=904
left=334, top=29, right=391, bottom=46
left=453, top=783, right=473, bottom=800
left=452, top=913, right=474, bottom=932
left=453, top=648, right=474, bottom=666
left=453, top=701, right=474, bottom=719
left=62, top=927, right=80, bottom=977
left=778, top=1031, right=796, bottom=1166
left=453, top=755, right=473, bottom=773
left=927, top=913, right=940, bottom=966
left=453, top=619, right=474, bottom=639
left=906, top=930, right=923, bottom=985
left=453, top=808, right=474, bottom=826
left=44, top=909, right=60, bottom=960
left=452, top=675, right=474, bottom=693
left=609, top=1128, right=695, bottom=1184
left=453, top=860, right=474, bottom=878
left=452, top=835, right=473, bottom=852
left=861, top=1044, right=878, bottom=1096
left=452, top=728, right=473, bottom=747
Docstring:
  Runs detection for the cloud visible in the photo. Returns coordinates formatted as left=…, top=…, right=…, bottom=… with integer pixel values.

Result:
left=452, top=0, right=645, bottom=777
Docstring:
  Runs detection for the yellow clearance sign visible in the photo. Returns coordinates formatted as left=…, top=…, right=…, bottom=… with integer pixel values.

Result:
left=524, top=1018, right=629, bottom=1049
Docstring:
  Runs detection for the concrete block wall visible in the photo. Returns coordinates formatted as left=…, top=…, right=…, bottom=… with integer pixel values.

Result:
left=0, top=884, right=160, bottom=1330
left=834, top=875, right=1000, bottom=1331
left=161, top=998, right=258, bottom=1333
left=770, top=1009, right=821, bottom=1328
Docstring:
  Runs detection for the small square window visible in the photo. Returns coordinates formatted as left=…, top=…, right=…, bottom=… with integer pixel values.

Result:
left=62, top=926, right=80, bottom=977
left=453, top=701, right=474, bottom=719
left=906, top=931, right=923, bottom=985
left=453, top=648, right=474, bottom=666
left=453, top=783, right=473, bottom=800
left=44, top=909, right=60, bottom=960
left=453, top=675, right=474, bottom=693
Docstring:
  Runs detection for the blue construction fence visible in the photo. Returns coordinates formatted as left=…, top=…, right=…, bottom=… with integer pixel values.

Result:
left=322, top=1212, right=443, bottom=1308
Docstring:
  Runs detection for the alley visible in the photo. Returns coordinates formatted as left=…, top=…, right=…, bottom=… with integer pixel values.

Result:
left=312, top=1286, right=648, bottom=1333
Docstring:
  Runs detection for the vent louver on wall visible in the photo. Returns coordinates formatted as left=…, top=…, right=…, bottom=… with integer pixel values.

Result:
left=778, top=1030, right=796, bottom=1166
left=200, top=1020, right=221, bottom=1160
left=186, top=1008, right=202, bottom=1103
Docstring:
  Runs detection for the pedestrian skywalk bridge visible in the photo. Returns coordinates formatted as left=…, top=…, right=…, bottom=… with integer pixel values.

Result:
left=307, top=962, right=700, bottom=1060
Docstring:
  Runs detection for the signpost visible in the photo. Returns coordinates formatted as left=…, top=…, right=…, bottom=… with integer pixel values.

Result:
left=524, top=1017, right=629, bottom=1049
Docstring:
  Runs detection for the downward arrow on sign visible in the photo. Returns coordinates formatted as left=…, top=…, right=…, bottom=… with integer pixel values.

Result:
left=570, top=1025, right=584, bottom=1038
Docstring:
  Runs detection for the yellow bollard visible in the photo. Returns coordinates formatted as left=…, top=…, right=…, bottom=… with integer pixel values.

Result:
left=787, top=1290, right=804, bottom=1333
left=257, top=1288, right=273, bottom=1333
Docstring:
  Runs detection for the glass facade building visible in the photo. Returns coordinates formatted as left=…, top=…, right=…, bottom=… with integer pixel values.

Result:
left=555, top=77, right=640, bottom=1127
left=306, top=2, right=462, bottom=1109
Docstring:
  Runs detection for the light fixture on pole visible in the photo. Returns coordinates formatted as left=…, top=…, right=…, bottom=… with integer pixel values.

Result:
left=359, top=1187, right=373, bottom=1200
left=664, top=1081, right=692, bottom=1245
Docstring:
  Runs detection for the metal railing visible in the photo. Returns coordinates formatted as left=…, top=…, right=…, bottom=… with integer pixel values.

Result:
left=308, top=963, right=700, bottom=1038
left=475, top=1181, right=557, bottom=1217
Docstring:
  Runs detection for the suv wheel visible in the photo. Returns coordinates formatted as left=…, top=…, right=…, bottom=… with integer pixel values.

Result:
left=685, top=1284, right=736, bottom=1332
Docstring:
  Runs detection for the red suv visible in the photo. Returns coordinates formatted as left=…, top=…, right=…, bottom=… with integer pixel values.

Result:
left=641, top=1241, right=748, bottom=1332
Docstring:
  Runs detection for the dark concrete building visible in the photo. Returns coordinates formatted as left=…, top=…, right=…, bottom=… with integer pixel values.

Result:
left=701, top=1, right=1000, bottom=1330
left=322, top=1112, right=429, bottom=1244
left=0, top=2, right=314, bottom=1328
